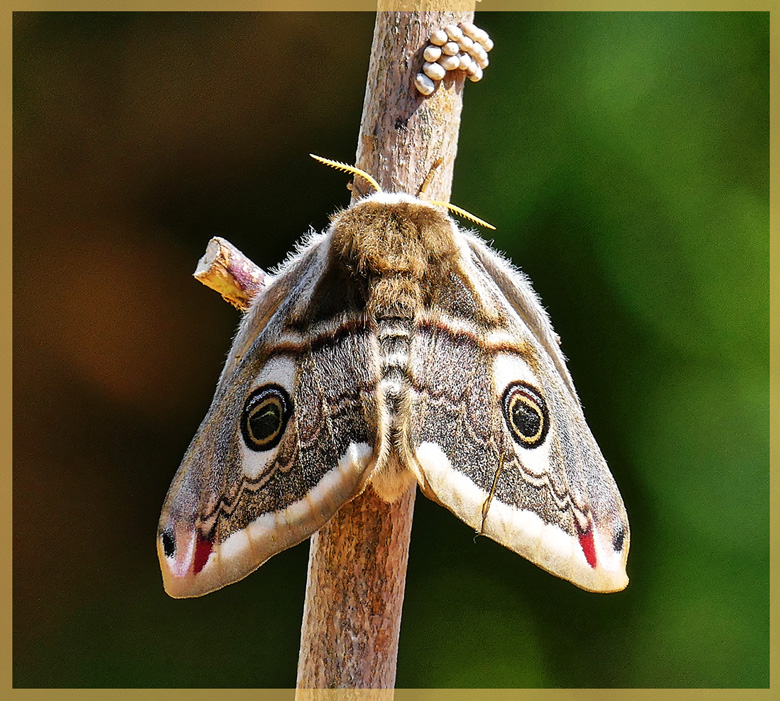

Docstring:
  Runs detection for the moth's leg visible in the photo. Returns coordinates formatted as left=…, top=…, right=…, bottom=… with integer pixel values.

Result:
left=417, top=156, right=444, bottom=197
left=478, top=452, right=505, bottom=537
left=415, top=21, right=494, bottom=96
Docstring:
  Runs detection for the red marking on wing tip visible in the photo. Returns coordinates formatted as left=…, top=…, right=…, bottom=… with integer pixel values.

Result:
left=578, top=529, right=597, bottom=569
left=193, top=533, right=214, bottom=574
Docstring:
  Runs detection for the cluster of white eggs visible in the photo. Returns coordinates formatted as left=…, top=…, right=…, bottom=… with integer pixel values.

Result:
left=414, top=22, right=494, bottom=96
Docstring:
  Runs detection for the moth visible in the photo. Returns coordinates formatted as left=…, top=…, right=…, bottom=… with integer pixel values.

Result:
left=158, top=156, right=630, bottom=598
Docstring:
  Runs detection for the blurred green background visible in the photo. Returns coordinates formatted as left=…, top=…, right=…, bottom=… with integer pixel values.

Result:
left=13, top=11, right=768, bottom=688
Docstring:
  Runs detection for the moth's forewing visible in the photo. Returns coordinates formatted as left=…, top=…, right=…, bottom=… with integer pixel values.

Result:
left=158, top=235, right=381, bottom=597
left=407, top=226, right=629, bottom=593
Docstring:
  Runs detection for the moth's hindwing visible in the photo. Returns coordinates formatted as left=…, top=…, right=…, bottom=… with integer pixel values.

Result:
left=408, top=228, right=630, bottom=593
left=158, top=236, right=380, bottom=598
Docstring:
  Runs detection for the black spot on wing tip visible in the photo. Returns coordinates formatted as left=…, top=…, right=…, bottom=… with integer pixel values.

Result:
left=161, top=529, right=175, bottom=558
left=612, top=525, right=626, bottom=552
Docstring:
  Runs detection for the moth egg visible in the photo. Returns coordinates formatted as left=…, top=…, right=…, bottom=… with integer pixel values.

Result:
left=468, top=64, right=483, bottom=82
left=466, top=60, right=478, bottom=76
left=474, top=28, right=492, bottom=51
left=472, top=43, right=487, bottom=60
left=414, top=72, right=436, bottom=96
left=423, top=61, right=446, bottom=81
left=482, top=35, right=494, bottom=52
left=445, top=24, right=463, bottom=41
left=457, top=35, right=475, bottom=52
left=430, top=29, right=448, bottom=46
left=438, top=54, right=461, bottom=71
left=458, top=53, right=472, bottom=71
left=460, top=21, right=479, bottom=40
left=423, top=44, right=442, bottom=62
left=473, top=44, right=489, bottom=68
left=442, top=41, right=460, bottom=56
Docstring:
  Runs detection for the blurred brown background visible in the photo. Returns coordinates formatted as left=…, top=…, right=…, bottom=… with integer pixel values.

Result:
left=14, top=12, right=768, bottom=687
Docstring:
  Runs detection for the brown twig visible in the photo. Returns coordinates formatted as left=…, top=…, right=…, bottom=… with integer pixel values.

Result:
left=296, top=5, right=475, bottom=692
left=193, top=236, right=269, bottom=310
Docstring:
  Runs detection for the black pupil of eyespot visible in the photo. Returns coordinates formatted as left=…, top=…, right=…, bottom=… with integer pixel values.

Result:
left=502, top=381, right=548, bottom=449
left=512, top=396, right=541, bottom=438
left=241, top=385, right=291, bottom=452
left=250, top=400, right=282, bottom=442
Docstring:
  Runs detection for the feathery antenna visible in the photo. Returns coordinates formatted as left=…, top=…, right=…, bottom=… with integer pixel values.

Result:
left=429, top=199, right=496, bottom=231
left=310, top=154, right=381, bottom=194
left=311, top=154, right=495, bottom=231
